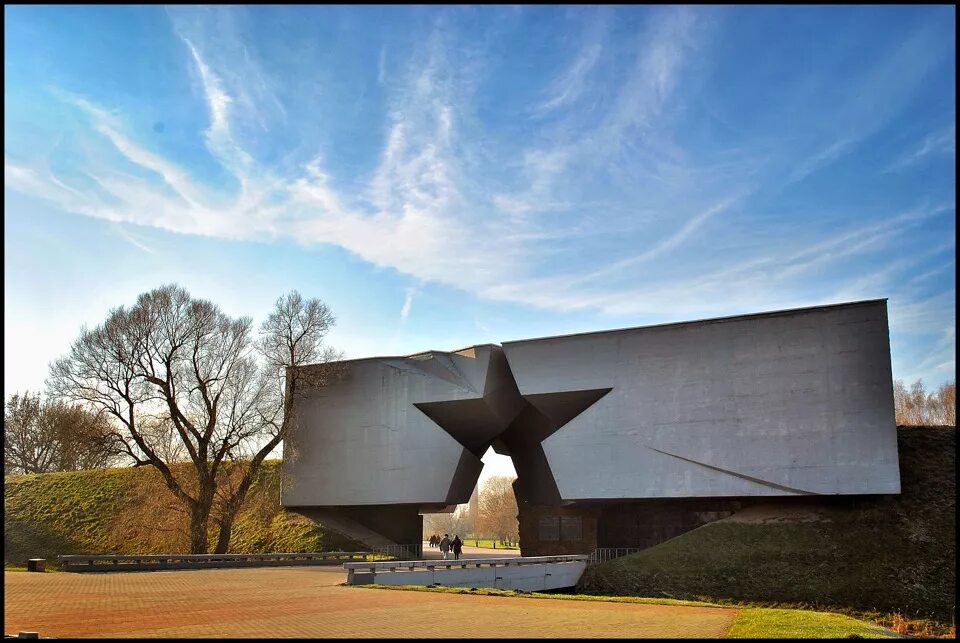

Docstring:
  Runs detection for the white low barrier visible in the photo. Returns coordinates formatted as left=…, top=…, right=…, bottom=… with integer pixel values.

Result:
left=343, top=555, right=588, bottom=592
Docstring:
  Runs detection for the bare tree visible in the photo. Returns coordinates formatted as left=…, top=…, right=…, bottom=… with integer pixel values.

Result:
left=928, top=381, right=956, bottom=426
left=4, top=391, right=118, bottom=475
left=423, top=505, right=471, bottom=540
left=893, top=379, right=956, bottom=426
left=476, top=475, right=519, bottom=545
left=48, top=284, right=340, bottom=554
left=136, top=415, right=190, bottom=464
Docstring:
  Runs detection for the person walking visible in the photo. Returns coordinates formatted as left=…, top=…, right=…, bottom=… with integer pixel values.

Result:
left=452, top=535, right=463, bottom=560
left=439, top=534, right=451, bottom=560
left=429, top=534, right=437, bottom=549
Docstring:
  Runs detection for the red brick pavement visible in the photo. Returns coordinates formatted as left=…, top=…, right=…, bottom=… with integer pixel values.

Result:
left=4, top=568, right=738, bottom=638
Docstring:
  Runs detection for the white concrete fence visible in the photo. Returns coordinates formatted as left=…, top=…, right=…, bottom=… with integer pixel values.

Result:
left=343, top=555, right=588, bottom=592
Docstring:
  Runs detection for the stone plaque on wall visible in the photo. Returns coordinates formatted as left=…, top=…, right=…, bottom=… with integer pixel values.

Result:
left=538, top=516, right=559, bottom=541
left=560, top=515, right=582, bottom=541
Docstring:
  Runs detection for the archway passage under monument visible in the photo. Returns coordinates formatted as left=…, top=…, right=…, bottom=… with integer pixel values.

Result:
left=421, top=446, right=521, bottom=552
left=423, top=446, right=517, bottom=549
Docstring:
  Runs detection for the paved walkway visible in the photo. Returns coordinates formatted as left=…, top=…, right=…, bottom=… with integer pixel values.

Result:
left=420, top=540, right=521, bottom=560
left=4, top=568, right=737, bottom=638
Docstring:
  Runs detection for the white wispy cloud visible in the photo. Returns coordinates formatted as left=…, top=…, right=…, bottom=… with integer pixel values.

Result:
left=5, top=5, right=954, bottom=352
left=890, top=294, right=957, bottom=383
left=825, top=243, right=954, bottom=308
left=537, top=43, right=602, bottom=113
left=109, top=222, right=157, bottom=254
left=557, top=192, right=747, bottom=289
left=167, top=6, right=286, bottom=131
left=479, top=198, right=953, bottom=321
left=65, top=92, right=209, bottom=209
left=400, top=288, right=415, bottom=322
left=492, top=148, right=571, bottom=217
left=787, top=137, right=858, bottom=185
left=597, top=6, right=702, bottom=147
left=182, top=37, right=256, bottom=185
left=777, top=18, right=954, bottom=192
left=774, top=204, right=950, bottom=281
left=887, top=125, right=956, bottom=172
left=378, top=47, right=387, bottom=85
left=905, top=259, right=956, bottom=287
left=890, top=290, right=957, bottom=339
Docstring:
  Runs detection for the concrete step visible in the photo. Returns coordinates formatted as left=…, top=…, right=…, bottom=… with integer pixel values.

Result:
left=295, top=508, right=397, bottom=550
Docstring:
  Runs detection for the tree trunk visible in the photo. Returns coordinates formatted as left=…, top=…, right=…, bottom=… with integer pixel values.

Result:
left=189, top=508, right=209, bottom=554
left=212, top=460, right=263, bottom=554
left=213, top=508, right=237, bottom=554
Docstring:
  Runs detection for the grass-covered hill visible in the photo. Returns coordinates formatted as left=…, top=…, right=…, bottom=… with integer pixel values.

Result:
left=4, top=460, right=362, bottom=565
left=578, top=426, right=956, bottom=624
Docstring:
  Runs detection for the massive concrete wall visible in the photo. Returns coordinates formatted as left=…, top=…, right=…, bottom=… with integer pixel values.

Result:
left=282, top=299, right=900, bottom=531
left=501, top=299, right=900, bottom=500
left=282, top=344, right=523, bottom=508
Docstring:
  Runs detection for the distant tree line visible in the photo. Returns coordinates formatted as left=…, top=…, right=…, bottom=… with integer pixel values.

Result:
left=4, top=392, right=120, bottom=475
left=423, top=475, right=519, bottom=545
left=893, top=379, right=956, bottom=427
left=422, top=505, right=472, bottom=539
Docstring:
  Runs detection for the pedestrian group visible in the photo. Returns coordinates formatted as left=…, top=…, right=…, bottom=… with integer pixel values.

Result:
left=428, top=533, right=462, bottom=559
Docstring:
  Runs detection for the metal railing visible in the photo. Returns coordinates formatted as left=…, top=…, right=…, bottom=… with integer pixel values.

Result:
left=588, top=548, right=645, bottom=565
left=372, top=543, right=422, bottom=560
left=343, top=554, right=588, bottom=584
left=58, top=551, right=396, bottom=573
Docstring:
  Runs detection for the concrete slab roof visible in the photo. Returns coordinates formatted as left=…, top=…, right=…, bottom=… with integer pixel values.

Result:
left=500, top=298, right=888, bottom=347
left=306, top=299, right=888, bottom=366
left=318, top=343, right=501, bottom=366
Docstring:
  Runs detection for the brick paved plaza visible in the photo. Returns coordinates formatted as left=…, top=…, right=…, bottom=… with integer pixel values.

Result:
left=4, top=567, right=738, bottom=638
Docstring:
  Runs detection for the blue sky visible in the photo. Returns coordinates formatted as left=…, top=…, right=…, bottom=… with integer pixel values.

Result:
left=4, top=5, right=956, bottom=481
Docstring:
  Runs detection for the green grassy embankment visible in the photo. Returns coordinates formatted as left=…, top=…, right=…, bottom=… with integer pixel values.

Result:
left=578, top=426, right=955, bottom=630
left=724, top=607, right=897, bottom=639
left=462, top=538, right=520, bottom=550
left=4, top=460, right=361, bottom=564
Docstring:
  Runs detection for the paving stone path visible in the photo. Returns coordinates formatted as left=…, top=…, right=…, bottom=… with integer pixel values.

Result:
left=4, top=568, right=738, bottom=638
left=420, top=541, right=522, bottom=560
